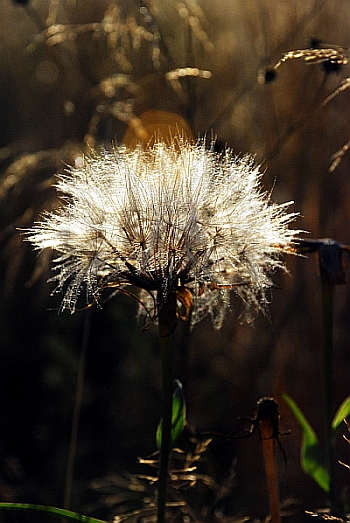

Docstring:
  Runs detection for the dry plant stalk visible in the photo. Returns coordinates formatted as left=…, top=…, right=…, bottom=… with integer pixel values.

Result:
left=257, top=398, right=282, bottom=523
left=274, top=46, right=348, bottom=70
left=323, top=77, right=350, bottom=172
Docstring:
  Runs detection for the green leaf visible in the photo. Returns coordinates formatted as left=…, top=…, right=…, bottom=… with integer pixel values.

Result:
left=0, top=503, right=106, bottom=522
left=157, top=379, right=186, bottom=450
left=281, top=393, right=330, bottom=492
left=332, top=396, right=350, bottom=431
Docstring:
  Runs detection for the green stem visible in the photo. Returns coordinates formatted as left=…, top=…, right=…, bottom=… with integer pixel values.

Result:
left=157, top=288, right=177, bottom=523
left=321, top=282, right=336, bottom=511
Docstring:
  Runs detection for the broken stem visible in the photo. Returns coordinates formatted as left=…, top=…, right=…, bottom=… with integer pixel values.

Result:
left=259, top=414, right=281, bottom=523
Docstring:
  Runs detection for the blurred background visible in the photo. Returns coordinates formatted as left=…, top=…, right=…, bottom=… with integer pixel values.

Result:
left=0, top=0, right=350, bottom=520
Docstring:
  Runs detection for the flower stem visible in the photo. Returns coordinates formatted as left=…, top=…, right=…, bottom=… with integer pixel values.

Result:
left=157, top=288, right=177, bottom=523
left=321, top=282, right=336, bottom=511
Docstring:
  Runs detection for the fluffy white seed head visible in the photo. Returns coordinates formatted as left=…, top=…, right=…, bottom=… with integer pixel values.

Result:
left=27, top=139, right=298, bottom=328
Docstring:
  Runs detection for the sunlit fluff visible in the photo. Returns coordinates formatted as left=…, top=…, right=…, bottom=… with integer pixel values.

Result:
left=27, top=140, right=298, bottom=328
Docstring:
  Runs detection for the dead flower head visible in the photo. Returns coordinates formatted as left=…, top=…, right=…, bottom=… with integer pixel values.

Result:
left=27, top=139, right=298, bottom=328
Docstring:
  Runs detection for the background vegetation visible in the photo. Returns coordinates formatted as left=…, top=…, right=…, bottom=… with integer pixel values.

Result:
left=0, top=0, right=350, bottom=520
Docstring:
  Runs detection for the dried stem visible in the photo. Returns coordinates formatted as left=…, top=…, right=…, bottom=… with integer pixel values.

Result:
left=259, top=416, right=281, bottom=523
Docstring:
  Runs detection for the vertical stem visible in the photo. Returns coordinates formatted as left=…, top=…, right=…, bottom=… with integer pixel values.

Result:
left=321, top=282, right=336, bottom=511
left=63, top=308, right=91, bottom=511
left=157, top=288, right=177, bottom=523
left=259, top=418, right=281, bottom=523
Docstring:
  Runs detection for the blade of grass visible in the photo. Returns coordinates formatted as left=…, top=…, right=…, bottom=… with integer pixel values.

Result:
left=281, top=393, right=330, bottom=492
left=0, top=503, right=106, bottom=523
left=156, top=379, right=186, bottom=450
left=332, top=396, right=350, bottom=432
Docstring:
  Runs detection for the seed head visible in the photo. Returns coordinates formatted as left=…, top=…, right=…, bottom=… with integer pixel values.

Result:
left=27, top=139, right=298, bottom=328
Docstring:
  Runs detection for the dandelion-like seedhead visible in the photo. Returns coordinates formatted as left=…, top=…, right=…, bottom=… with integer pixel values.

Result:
left=27, top=139, right=298, bottom=328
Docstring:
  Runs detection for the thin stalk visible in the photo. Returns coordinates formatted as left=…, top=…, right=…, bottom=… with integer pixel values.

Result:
left=157, top=288, right=177, bottom=523
left=63, top=309, right=92, bottom=511
left=259, top=417, right=281, bottom=523
left=321, top=282, right=336, bottom=511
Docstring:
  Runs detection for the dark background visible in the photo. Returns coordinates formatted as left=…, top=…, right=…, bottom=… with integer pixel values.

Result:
left=0, top=0, right=350, bottom=520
